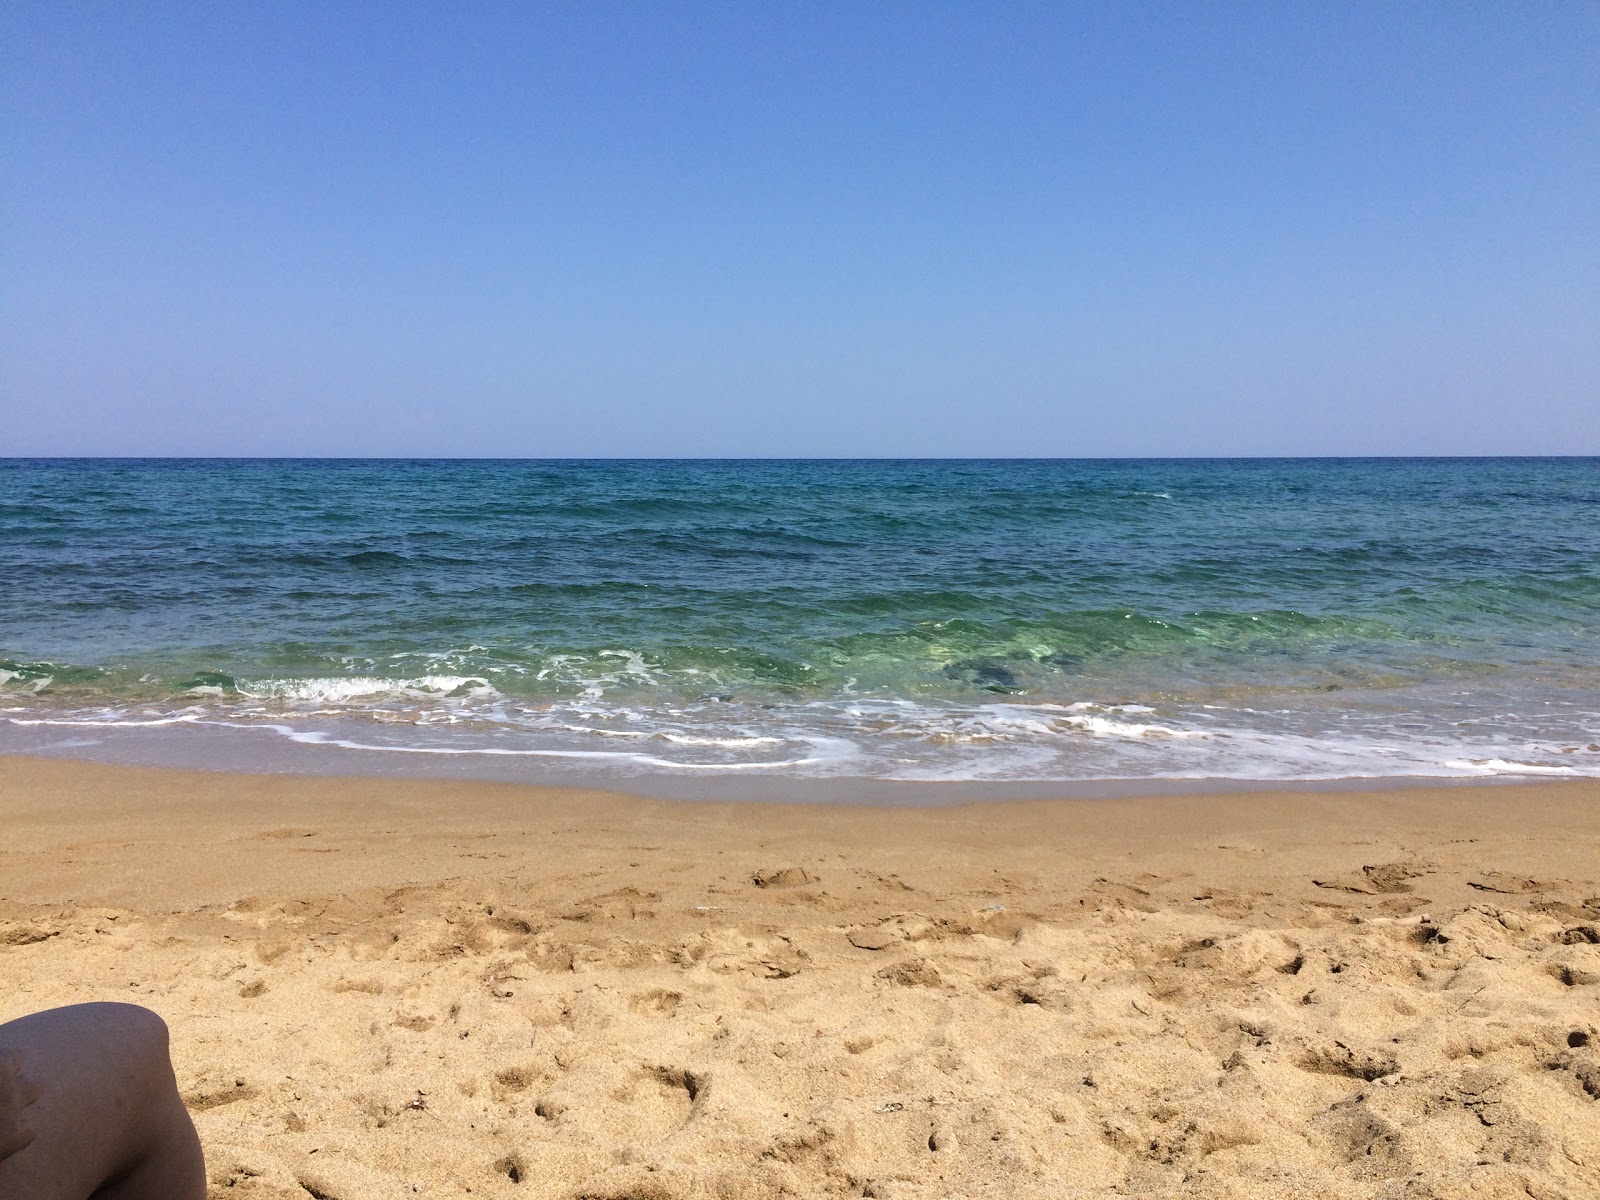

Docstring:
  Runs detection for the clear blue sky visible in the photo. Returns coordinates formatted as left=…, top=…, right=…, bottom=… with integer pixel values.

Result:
left=3, top=2, right=1596, bottom=457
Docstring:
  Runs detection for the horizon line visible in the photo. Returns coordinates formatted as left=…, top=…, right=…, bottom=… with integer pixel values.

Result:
left=2, top=454, right=1598, bottom=465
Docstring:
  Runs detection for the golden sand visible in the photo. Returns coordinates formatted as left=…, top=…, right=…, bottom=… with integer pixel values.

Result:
left=2, top=757, right=1598, bottom=1198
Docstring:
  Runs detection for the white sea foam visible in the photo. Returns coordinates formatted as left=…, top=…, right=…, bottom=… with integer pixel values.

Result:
left=656, top=732, right=784, bottom=747
left=815, top=700, right=1208, bottom=747
left=2, top=711, right=205, bottom=728
left=269, top=727, right=824, bottom=770
left=1441, top=758, right=1579, bottom=776
left=1057, top=702, right=1156, bottom=714
left=7, top=678, right=1600, bottom=785
left=236, top=675, right=499, bottom=703
left=1058, top=713, right=1208, bottom=740
left=545, top=723, right=651, bottom=739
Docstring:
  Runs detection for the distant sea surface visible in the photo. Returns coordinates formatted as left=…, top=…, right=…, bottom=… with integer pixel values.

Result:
left=3, top=458, right=1598, bottom=790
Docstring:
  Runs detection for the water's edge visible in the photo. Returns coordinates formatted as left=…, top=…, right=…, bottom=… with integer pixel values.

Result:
left=1, top=722, right=1586, bottom=808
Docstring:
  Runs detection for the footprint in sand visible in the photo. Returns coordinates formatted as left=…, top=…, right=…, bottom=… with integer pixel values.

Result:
left=0, top=924, right=60, bottom=946
left=607, top=1066, right=703, bottom=1144
left=848, top=928, right=899, bottom=951
left=491, top=1065, right=540, bottom=1102
left=1297, top=1042, right=1399, bottom=1082
left=628, top=988, right=682, bottom=1015
left=1313, top=861, right=1425, bottom=895
left=183, top=1077, right=258, bottom=1111
left=492, top=1154, right=526, bottom=1184
left=753, top=866, right=814, bottom=888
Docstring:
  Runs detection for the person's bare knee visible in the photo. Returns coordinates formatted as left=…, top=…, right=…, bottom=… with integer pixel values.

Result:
left=85, top=1007, right=203, bottom=1200
left=0, top=1004, right=204, bottom=1200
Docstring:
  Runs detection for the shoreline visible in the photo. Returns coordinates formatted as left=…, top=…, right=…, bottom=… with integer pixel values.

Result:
left=4, top=726, right=1596, bottom=807
left=3, top=757, right=1598, bottom=1196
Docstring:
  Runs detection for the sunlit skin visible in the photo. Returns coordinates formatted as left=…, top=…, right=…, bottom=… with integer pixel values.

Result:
left=0, top=1005, right=204, bottom=1200
left=0, top=1050, right=42, bottom=1162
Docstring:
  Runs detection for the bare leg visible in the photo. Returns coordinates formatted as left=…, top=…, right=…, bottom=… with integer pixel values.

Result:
left=0, top=1004, right=204, bottom=1200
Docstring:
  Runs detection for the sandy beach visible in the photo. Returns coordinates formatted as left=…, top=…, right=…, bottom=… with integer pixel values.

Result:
left=2, top=757, right=1597, bottom=1198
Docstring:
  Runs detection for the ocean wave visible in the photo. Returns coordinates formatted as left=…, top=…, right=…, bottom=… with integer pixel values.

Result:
left=235, top=675, right=500, bottom=703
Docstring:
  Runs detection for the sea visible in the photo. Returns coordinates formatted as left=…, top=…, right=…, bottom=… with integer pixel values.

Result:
left=2, top=458, right=1597, bottom=797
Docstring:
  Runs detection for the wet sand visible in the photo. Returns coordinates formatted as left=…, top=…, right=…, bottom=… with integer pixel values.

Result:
left=2, top=756, right=1598, bottom=1198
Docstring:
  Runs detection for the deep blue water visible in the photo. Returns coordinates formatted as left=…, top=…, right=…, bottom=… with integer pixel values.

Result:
left=2, top=458, right=1598, bottom=783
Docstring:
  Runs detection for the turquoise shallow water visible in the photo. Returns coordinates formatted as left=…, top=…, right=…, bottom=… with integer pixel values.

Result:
left=2, top=457, right=1598, bottom=783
